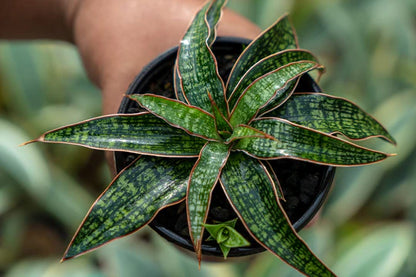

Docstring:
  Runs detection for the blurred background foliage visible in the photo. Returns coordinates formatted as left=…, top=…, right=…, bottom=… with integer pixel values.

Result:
left=0, top=0, right=415, bottom=276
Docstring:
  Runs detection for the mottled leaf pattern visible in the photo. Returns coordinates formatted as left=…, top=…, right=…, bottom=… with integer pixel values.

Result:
left=187, top=142, right=230, bottom=258
left=176, top=0, right=227, bottom=116
left=227, top=124, right=273, bottom=143
left=174, top=62, right=187, bottom=103
left=258, top=77, right=299, bottom=115
left=235, top=118, right=390, bottom=165
left=28, top=113, right=205, bottom=157
left=228, top=50, right=318, bottom=109
left=130, top=94, right=221, bottom=141
left=266, top=93, right=396, bottom=144
left=205, top=0, right=226, bottom=46
left=262, top=160, right=285, bottom=200
left=229, top=62, right=323, bottom=127
left=25, top=1, right=396, bottom=273
left=63, top=156, right=195, bottom=260
left=220, top=153, right=335, bottom=276
left=226, top=14, right=298, bottom=97
left=208, top=91, right=233, bottom=136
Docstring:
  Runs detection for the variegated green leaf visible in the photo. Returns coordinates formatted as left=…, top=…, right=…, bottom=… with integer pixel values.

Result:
left=63, top=156, right=195, bottom=260
left=226, top=14, right=298, bottom=97
left=176, top=0, right=227, bottom=116
left=130, top=94, right=221, bottom=141
left=25, top=113, right=206, bottom=157
left=258, top=77, right=299, bottom=115
left=266, top=93, right=396, bottom=144
left=205, top=0, right=227, bottom=46
left=220, top=153, right=335, bottom=276
left=227, top=124, right=274, bottom=143
left=235, top=118, right=391, bottom=166
left=229, top=61, right=323, bottom=127
left=174, top=62, right=187, bottom=103
left=208, top=91, right=233, bottom=136
left=187, top=142, right=230, bottom=258
left=262, top=160, right=285, bottom=200
left=228, top=50, right=318, bottom=109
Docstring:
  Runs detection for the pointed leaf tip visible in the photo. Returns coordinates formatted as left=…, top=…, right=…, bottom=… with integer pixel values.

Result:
left=229, top=61, right=322, bottom=127
left=268, top=93, right=397, bottom=145
left=236, top=118, right=392, bottom=166
left=226, top=13, right=299, bottom=96
left=176, top=0, right=227, bottom=115
left=29, top=113, right=206, bottom=157
left=187, top=142, right=230, bottom=257
left=62, top=156, right=194, bottom=260
left=19, top=139, right=38, bottom=147
left=220, top=153, right=335, bottom=276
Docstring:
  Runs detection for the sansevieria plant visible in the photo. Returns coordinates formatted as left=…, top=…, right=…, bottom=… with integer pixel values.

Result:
left=23, top=0, right=396, bottom=276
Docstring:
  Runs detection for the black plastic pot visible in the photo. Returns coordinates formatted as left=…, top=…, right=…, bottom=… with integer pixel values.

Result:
left=114, top=37, right=335, bottom=258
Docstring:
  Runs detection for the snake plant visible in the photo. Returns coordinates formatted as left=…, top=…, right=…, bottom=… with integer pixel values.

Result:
left=23, top=0, right=395, bottom=276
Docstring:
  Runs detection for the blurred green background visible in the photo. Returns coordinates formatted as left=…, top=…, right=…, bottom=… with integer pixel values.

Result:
left=1, top=0, right=415, bottom=276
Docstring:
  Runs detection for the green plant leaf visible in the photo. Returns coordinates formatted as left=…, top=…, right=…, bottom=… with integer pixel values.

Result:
left=227, top=124, right=275, bottom=143
left=176, top=0, right=228, bottom=116
left=220, top=153, right=335, bottom=277
left=266, top=93, right=396, bottom=144
left=205, top=218, right=238, bottom=240
left=228, top=50, right=318, bottom=110
left=25, top=113, right=206, bottom=157
left=173, top=0, right=225, bottom=105
left=174, top=62, right=187, bottom=103
left=205, top=0, right=226, bottom=46
left=130, top=94, right=221, bottom=141
left=222, top=227, right=250, bottom=254
left=219, top=243, right=231, bottom=259
left=208, top=91, right=233, bottom=136
left=262, top=160, right=285, bottom=200
left=226, top=14, right=298, bottom=97
left=187, top=142, right=230, bottom=259
left=220, top=227, right=248, bottom=257
left=221, top=226, right=250, bottom=248
left=216, top=228, right=230, bottom=244
left=204, top=219, right=250, bottom=259
left=234, top=118, right=391, bottom=166
left=229, top=61, right=323, bottom=127
left=63, top=156, right=195, bottom=260
left=258, top=77, right=299, bottom=115
left=325, top=91, right=416, bottom=225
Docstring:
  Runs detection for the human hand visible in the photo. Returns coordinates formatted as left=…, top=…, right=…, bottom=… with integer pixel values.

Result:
left=70, top=0, right=261, bottom=114
left=0, top=0, right=260, bottom=173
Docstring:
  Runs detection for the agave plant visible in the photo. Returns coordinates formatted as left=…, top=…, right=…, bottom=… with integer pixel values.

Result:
left=23, top=0, right=395, bottom=276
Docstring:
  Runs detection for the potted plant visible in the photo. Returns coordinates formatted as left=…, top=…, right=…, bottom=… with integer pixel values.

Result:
left=23, top=0, right=395, bottom=276
left=115, top=35, right=337, bottom=259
